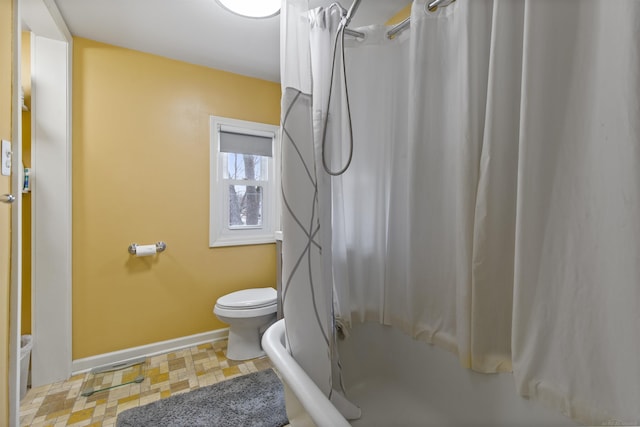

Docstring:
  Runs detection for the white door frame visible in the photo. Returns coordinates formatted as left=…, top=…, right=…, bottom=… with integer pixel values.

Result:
left=9, top=1, right=72, bottom=424
left=8, top=1, right=23, bottom=426
left=24, top=0, right=73, bottom=387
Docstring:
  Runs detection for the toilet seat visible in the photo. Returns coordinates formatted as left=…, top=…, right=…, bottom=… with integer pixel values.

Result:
left=216, top=287, right=277, bottom=309
left=214, top=287, right=277, bottom=318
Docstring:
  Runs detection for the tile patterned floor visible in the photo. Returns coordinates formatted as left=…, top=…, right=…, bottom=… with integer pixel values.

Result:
left=19, top=340, right=276, bottom=427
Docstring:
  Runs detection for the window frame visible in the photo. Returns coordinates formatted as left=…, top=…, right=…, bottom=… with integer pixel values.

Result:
left=209, top=116, right=280, bottom=247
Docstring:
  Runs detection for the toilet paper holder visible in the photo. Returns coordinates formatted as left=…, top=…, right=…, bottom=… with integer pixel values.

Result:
left=128, top=241, right=167, bottom=255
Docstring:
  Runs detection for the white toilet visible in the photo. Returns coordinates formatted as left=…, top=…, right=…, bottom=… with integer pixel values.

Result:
left=213, top=287, right=278, bottom=361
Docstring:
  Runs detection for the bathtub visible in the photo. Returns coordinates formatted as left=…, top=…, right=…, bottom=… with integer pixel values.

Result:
left=262, top=319, right=580, bottom=427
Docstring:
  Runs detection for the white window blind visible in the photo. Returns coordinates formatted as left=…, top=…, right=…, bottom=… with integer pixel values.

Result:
left=220, top=131, right=273, bottom=157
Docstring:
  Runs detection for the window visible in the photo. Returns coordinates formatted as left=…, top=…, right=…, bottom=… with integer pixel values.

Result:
left=210, top=116, right=280, bottom=247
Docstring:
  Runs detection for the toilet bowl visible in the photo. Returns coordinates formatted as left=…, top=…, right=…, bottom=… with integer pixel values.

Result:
left=214, top=287, right=277, bottom=361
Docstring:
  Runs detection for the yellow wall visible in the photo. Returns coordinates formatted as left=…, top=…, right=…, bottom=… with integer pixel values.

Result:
left=21, top=31, right=31, bottom=336
left=0, top=0, right=13, bottom=422
left=72, top=37, right=281, bottom=359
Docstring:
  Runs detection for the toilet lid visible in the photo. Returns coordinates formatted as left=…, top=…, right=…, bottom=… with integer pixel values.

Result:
left=216, top=287, right=277, bottom=310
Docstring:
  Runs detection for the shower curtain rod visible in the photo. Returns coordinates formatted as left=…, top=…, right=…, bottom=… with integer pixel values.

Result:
left=344, top=28, right=366, bottom=38
left=343, top=17, right=407, bottom=40
left=384, top=0, right=454, bottom=38
left=345, top=0, right=452, bottom=41
left=344, top=0, right=455, bottom=39
left=386, top=17, right=410, bottom=39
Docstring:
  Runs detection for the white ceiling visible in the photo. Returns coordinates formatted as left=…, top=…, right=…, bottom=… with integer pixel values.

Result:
left=48, top=0, right=409, bottom=83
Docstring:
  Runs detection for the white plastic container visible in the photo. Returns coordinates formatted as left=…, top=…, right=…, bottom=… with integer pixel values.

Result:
left=20, top=335, right=33, bottom=400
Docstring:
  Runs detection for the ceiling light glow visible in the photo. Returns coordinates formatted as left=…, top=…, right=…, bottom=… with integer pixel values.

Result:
left=216, top=0, right=281, bottom=18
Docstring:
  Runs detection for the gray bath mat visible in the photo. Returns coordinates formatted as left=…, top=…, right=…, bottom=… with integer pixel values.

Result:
left=116, top=368, right=288, bottom=427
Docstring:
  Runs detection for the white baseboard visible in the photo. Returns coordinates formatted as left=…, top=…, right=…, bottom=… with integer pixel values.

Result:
left=71, top=328, right=229, bottom=375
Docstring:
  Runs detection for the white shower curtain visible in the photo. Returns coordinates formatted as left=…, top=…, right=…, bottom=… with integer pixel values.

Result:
left=512, top=1, right=640, bottom=423
left=280, top=0, right=640, bottom=424
left=340, top=0, right=519, bottom=373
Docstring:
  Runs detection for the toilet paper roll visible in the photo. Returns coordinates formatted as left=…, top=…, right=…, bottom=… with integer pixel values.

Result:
left=135, top=244, right=157, bottom=257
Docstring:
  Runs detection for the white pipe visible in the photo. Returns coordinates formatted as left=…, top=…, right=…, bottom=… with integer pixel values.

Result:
left=262, top=319, right=351, bottom=427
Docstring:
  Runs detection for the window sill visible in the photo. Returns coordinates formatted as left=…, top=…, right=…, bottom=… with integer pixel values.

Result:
left=209, top=234, right=277, bottom=248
